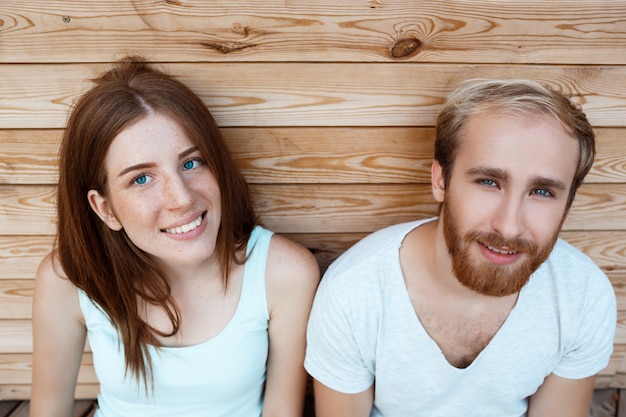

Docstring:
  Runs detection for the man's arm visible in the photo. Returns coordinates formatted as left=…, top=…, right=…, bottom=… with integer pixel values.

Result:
left=527, top=373, right=596, bottom=417
left=313, top=379, right=374, bottom=417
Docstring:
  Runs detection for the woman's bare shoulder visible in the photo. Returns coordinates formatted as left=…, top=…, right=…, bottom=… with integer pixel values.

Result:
left=267, top=233, right=320, bottom=284
left=264, top=233, right=319, bottom=324
left=36, top=251, right=77, bottom=294
left=33, top=251, right=85, bottom=326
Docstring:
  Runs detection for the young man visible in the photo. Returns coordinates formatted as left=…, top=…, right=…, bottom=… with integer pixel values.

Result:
left=304, top=79, right=617, bottom=417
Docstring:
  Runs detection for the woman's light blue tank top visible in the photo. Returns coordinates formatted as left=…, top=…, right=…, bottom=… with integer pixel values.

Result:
left=78, top=226, right=273, bottom=417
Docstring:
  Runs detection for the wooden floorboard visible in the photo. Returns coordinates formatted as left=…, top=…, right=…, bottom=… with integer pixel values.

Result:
left=0, top=392, right=617, bottom=416
left=0, top=402, right=18, bottom=417
left=591, top=389, right=619, bottom=417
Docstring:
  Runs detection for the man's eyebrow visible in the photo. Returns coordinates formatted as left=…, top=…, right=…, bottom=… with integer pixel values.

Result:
left=528, top=175, right=568, bottom=191
left=466, top=166, right=509, bottom=181
left=467, top=167, right=568, bottom=192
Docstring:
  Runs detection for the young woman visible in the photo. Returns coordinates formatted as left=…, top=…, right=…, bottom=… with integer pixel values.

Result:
left=31, top=56, right=320, bottom=417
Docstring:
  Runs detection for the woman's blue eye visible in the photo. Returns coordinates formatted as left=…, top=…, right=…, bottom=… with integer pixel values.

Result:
left=183, top=159, right=201, bottom=170
left=133, top=174, right=148, bottom=185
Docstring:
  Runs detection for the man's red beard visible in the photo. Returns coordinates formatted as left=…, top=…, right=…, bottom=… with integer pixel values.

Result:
left=442, top=199, right=560, bottom=297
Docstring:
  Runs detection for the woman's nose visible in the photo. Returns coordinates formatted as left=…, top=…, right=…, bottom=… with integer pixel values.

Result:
left=163, top=174, right=193, bottom=209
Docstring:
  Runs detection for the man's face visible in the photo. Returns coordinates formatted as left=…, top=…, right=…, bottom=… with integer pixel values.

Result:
left=433, top=112, right=579, bottom=296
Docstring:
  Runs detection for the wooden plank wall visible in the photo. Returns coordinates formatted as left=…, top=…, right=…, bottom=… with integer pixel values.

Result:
left=1, top=0, right=625, bottom=400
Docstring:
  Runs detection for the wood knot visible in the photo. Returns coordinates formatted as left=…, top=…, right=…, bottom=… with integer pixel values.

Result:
left=232, top=23, right=249, bottom=36
left=390, top=37, right=421, bottom=58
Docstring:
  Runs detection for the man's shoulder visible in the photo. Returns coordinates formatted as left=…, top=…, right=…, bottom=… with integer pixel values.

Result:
left=326, top=219, right=432, bottom=276
left=547, top=238, right=604, bottom=275
left=535, top=238, right=612, bottom=295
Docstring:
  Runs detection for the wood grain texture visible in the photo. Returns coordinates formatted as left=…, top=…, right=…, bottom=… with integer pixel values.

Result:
left=1, top=127, right=625, bottom=185
left=0, top=384, right=93, bottom=401
left=2, top=1, right=626, bottom=64
left=2, top=316, right=624, bottom=386
left=2, top=0, right=626, bottom=398
left=1, top=64, right=626, bottom=129
left=0, top=130, right=59, bottom=186
left=2, top=269, right=624, bottom=320
left=0, top=236, right=53, bottom=280
left=599, top=344, right=626, bottom=381
left=0, top=354, right=95, bottom=385
left=0, top=230, right=624, bottom=276
left=0, top=281, right=32, bottom=319
left=1, top=183, right=625, bottom=235
left=0, top=386, right=99, bottom=402
left=0, top=321, right=32, bottom=354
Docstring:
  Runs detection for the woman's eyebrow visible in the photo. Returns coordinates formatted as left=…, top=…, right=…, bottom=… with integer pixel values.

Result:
left=179, top=146, right=199, bottom=159
left=118, top=162, right=154, bottom=178
left=116, top=146, right=200, bottom=178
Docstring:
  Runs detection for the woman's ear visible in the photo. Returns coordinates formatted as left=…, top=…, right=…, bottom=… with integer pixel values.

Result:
left=87, top=190, right=123, bottom=231
left=431, top=160, right=446, bottom=203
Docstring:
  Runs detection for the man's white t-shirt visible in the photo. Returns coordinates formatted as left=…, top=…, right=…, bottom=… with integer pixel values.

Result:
left=305, top=219, right=616, bottom=417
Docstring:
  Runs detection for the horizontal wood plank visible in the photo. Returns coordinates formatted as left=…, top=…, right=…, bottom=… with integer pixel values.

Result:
left=3, top=230, right=622, bottom=281
left=2, top=1, right=626, bottom=64
left=1, top=64, right=626, bottom=129
left=0, top=130, right=59, bottom=186
left=0, top=321, right=92, bottom=354
left=0, top=128, right=434, bottom=185
left=1, top=183, right=625, bottom=235
left=0, top=322, right=32, bottom=354
left=0, top=186, right=57, bottom=235
left=0, top=352, right=99, bottom=400
left=2, top=0, right=626, bottom=399
left=0, top=353, right=96, bottom=385
left=0, top=401, right=18, bottom=416
left=2, top=265, right=624, bottom=343
left=3, top=230, right=625, bottom=281
left=596, top=345, right=626, bottom=389
left=561, top=233, right=626, bottom=275
left=0, top=236, right=54, bottom=280
left=615, top=312, right=626, bottom=345
left=1, top=337, right=622, bottom=390
left=565, top=184, right=626, bottom=231
left=0, top=281, right=32, bottom=319
left=1, top=127, right=624, bottom=185
left=2, top=268, right=623, bottom=320
left=0, top=384, right=99, bottom=401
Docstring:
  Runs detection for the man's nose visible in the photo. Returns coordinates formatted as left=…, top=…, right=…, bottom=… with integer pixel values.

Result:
left=491, top=194, right=526, bottom=240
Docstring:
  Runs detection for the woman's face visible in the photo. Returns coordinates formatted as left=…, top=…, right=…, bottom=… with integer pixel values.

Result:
left=88, top=112, right=222, bottom=270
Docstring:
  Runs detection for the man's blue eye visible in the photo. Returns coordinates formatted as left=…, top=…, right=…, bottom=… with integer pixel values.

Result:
left=533, top=189, right=553, bottom=198
left=479, top=179, right=498, bottom=187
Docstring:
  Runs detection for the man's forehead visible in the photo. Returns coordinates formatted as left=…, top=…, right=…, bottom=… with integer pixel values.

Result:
left=454, top=112, right=579, bottom=181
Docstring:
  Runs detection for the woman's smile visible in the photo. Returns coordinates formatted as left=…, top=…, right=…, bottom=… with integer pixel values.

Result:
left=89, top=112, right=222, bottom=267
left=162, top=212, right=206, bottom=235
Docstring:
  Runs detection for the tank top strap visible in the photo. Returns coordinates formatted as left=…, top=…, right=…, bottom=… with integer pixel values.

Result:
left=239, top=225, right=273, bottom=320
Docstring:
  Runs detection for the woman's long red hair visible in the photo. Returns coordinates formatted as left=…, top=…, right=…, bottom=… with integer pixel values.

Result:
left=56, top=56, right=258, bottom=386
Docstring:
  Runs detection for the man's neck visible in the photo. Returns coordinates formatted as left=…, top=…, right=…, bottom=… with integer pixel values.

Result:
left=399, top=218, right=519, bottom=368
